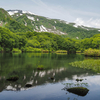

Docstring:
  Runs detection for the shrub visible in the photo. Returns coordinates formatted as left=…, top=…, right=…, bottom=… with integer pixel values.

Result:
left=84, top=48, right=100, bottom=57
left=12, top=48, right=21, bottom=53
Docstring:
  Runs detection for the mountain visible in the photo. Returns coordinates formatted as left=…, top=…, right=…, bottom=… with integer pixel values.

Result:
left=0, top=8, right=100, bottom=39
left=7, top=9, right=100, bottom=39
left=0, top=8, right=33, bottom=33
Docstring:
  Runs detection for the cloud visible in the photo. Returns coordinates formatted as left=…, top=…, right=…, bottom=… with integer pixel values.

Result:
left=30, top=0, right=74, bottom=21
left=31, top=0, right=62, bottom=14
left=74, top=18, right=100, bottom=28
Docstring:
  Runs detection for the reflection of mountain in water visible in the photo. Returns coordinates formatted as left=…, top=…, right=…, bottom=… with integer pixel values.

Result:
left=0, top=66, right=95, bottom=92
left=0, top=53, right=96, bottom=92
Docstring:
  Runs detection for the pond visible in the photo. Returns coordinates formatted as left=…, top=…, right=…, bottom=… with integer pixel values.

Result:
left=0, top=53, right=100, bottom=100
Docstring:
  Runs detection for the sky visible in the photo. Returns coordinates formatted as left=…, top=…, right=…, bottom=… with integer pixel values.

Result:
left=0, top=0, right=100, bottom=28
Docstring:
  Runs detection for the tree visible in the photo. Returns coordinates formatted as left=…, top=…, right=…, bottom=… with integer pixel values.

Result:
left=0, top=27, right=15, bottom=51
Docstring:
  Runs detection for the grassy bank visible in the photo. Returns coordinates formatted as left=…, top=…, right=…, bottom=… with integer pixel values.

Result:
left=69, top=59, right=100, bottom=73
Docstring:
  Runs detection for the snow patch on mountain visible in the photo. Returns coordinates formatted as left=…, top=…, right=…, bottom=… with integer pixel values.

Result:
left=73, top=24, right=78, bottom=28
left=36, top=26, right=39, bottom=30
left=40, top=25, right=47, bottom=32
left=27, top=16, right=35, bottom=21
left=76, top=37, right=79, bottom=39
left=8, top=11, right=18, bottom=15
left=53, top=26, right=56, bottom=30
left=60, top=32, right=66, bottom=34
left=37, top=18, right=39, bottom=21
left=24, top=21, right=27, bottom=26
left=20, top=14, right=23, bottom=16
left=54, top=21, right=57, bottom=23
left=66, top=22, right=69, bottom=24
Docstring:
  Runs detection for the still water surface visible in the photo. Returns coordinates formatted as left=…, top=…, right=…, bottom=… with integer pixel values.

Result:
left=0, top=53, right=100, bottom=100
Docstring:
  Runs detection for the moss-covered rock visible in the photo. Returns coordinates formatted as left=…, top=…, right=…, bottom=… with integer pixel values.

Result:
left=67, top=87, right=89, bottom=96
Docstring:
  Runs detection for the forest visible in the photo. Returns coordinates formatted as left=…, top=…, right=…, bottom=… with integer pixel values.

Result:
left=0, top=26, right=100, bottom=54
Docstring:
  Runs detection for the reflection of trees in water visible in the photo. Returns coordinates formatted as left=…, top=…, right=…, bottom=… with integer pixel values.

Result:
left=0, top=53, right=95, bottom=92
left=0, top=65, right=94, bottom=92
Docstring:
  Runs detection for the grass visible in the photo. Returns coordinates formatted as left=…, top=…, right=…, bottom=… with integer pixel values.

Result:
left=84, top=48, right=100, bottom=57
left=69, top=59, right=100, bottom=73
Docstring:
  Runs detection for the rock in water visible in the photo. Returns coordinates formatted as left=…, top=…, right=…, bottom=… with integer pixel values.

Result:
left=67, top=87, right=89, bottom=96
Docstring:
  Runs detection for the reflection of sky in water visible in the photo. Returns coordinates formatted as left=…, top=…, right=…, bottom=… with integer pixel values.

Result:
left=1, top=75, right=100, bottom=100
left=0, top=53, right=99, bottom=100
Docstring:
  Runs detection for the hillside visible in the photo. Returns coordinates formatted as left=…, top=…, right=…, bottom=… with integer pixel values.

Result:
left=0, top=8, right=100, bottom=39
left=7, top=9, right=100, bottom=39
left=0, top=8, right=33, bottom=33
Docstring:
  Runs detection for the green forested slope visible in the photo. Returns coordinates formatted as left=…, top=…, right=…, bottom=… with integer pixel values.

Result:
left=0, top=8, right=33, bottom=33
left=11, top=10, right=100, bottom=39
left=0, top=8, right=99, bottom=39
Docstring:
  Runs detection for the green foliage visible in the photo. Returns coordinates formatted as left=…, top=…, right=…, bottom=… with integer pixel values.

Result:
left=12, top=48, right=21, bottom=53
left=0, top=19, right=100, bottom=53
left=0, top=27, right=15, bottom=51
left=21, top=46, right=42, bottom=52
left=80, top=34, right=100, bottom=51
left=56, top=50, right=67, bottom=53
left=0, top=8, right=11, bottom=22
left=5, top=20, right=33, bottom=33
left=62, top=38, right=79, bottom=53
left=26, top=39, right=41, bottom=48
left=84, top=48, right=100, bottom=57
left=11, top=10, right=100, bottom=39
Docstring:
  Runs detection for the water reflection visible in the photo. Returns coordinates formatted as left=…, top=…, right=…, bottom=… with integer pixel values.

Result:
left=0, top=66, right=95, bottom=93
left=0, top=53, right=99, bottom=100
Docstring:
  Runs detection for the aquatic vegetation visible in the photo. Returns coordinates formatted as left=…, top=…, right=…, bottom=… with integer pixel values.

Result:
left=63, top=82, right=89, bottom=96
left=76, top=79, right=83, bottom=82
left=37, top=65, right=44, bottom=70
left=69, top=59, right=100, bottom=73
left=63, top=82, right=88, bottom=88
left=84, top=48, right=100, bottom=57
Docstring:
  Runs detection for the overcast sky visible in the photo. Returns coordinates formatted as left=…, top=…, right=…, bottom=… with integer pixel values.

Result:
left=0, top=0, right=100, bottom=28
